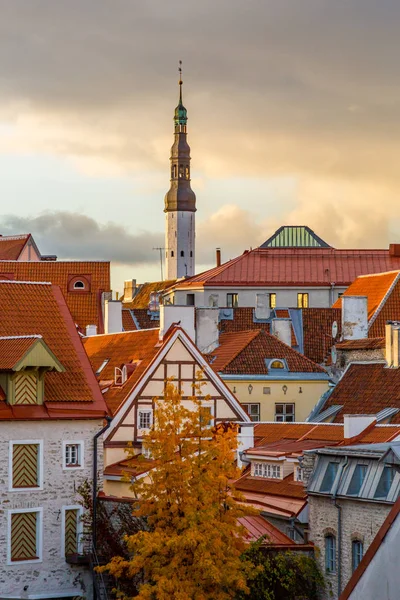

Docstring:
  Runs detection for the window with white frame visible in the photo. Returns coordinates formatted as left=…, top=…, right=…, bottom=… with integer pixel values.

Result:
left=243, top=403, right=260, bottom=422
left=325, top=534, right=336, bottom=573
left=62, top=441, right=84, bottom=470
left=9, top=440, right=43, bottom=491
left=253, top=462, right=281, bottom=479
left=138, top=409, right=152, bottom=430
left=8, top=508, right=43, bottom=564
left=352, top=540, right=363, bottom=572
left=295, top=465, right=304, bottom=482
left=62, top=505, right=83, bottom=558
left=275, top=403, right=295, bottom=422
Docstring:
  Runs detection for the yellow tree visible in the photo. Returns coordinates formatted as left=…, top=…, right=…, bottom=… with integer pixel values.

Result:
left=103, top=380, right=254, bottom=600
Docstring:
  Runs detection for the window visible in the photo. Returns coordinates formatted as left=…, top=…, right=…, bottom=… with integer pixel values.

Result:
left=185, top=165, right=189, bottom=179
left=295, top=466, right=304, bottom=482
left=171, top=250, right=174, bottom=257
left=8, top=508, right=42, bottom=564
left=263, top=387, right=271, bottom=395
left=254, top=462, right=281, bottom=479
left=200, top=406, right=212, bottom=427
left=190, top=250, right=193, bottom=257
left=96, top=359, right=109, bottom=376
left=226, top=293, right=239, bottom=308
left=297, top=293, right=309, bottom=308
left=275, top=403, right=295, bottom=422
left=62, top=507, right=82, bottom=557
left=138, top=409, right=152, bottom=430
left=115, top=366, right=127, bottom=385
left=209, top=294, right=219, bottom=307
left=13, top=372, right=38, bottom=405
left=347, top=464, right=368, bottom=495
left=269, top=359, right=285, bottom=369
left=73, top=280, right=85, bottom=289
left=180, top=250, right=184, bottom=257
left=269, top=293, right=276, bottom=309
left=243, top=403, right=260, bottom=422
left=325, top=535, right=336, bottom=573
left=320, top=462, right=339, bottom=493
left=352, top=540, right=363, bottom=572
left=62, top=441, right=84, bottom=470
left=9, top=441, right=43, bottom=491
left=374, top=465, right=395, bottom=499
left=186, top=293, right=195, bottom=306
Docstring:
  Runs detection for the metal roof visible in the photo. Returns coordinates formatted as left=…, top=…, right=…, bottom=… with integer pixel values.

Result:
left=311, top=405, right=343, bottom=423
left=260, top=226, right=331, bottom=248
left=376, top=407, right=400, bottom=423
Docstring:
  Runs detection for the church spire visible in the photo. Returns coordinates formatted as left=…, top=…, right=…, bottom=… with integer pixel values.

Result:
left=164, top=62, right=196, bottom=280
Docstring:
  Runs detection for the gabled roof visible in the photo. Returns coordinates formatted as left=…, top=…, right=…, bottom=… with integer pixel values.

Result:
left=122, top=280, right=176, bottom=309
left=173, top=248, right=400, bottom=289
left=122, top=308, right=159, bottom=332
left=206, top=329, right=326, bottom=376
left=336, top=338, right=385, bottom=350
left=0, top=260, right=110, bottom=332
left=0, top=234, right=33, bottom=260
left=260, top=226, right=331, bottom=248
left=0, top=335, right=64, bottom=371
left=319, top=362, right=400, bottom=424
left=332, top=271, right=400, bottom=332
left=0, top=281, right=107, bottom=419
left=83, top=329, right=160, bottom=415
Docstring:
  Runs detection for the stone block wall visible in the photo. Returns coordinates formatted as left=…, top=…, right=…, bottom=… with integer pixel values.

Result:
left=0, top=419, right=104, bottom=599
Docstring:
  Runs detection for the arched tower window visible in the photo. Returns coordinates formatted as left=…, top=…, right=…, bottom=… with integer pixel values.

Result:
left=185, top=165, right=189, bottom=179
left=179, top=164, right=184, bottom=178
left=180, top=251, right=184, bottom=257
left=171, top=251, right=174, bottom=257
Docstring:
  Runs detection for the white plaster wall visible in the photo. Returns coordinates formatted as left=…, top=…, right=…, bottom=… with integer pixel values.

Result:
left=347, top=511, right=400, bottom=600
left=165, top=211, right=195, bottom=280
left=104, top=300, right=123, bottom=334
left=0, top=419, right=104, bottom=599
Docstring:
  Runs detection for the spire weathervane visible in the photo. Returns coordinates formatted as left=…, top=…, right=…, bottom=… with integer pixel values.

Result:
left=178, top=60, right=183, bottom=102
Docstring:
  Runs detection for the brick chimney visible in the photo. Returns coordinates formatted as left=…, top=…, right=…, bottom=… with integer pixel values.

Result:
left=216, top=248, right=221, bottom=267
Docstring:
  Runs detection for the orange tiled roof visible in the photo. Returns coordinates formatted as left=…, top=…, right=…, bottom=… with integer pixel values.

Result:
left=104, top=455, right=156, bottom=477
left=219, top=308, right=271, bottom=335
left=122, top=309, right=138, bottom=332
left=333, top=270, right=400, bottom=320
left=0, top=336, right=40, bottom=369
left=122, top=308, right=160, bottom=332
left=83, top=329, right=160, bottom=415
left=207, top=330, right=326, bottom=375
left=0, top=281, right=107, bottom=418
left=122, top=280, right=176, bottom=309
left=0, top=235, right=30, bottom=260
left=0, top=260, right=110, bottom=332
left=336, top=337, right=385, bottom=350
left=323, top=362, right=400, bottom=423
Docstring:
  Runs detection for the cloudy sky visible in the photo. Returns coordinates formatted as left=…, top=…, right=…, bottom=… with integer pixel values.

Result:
left=0, top=0, right=399, bottom=290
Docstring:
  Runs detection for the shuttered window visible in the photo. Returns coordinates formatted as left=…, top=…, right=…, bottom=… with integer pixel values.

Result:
left=11, top=443, right=40, bottom=489
left=10, top=510, right=40, bottom=562
left=64, top=508, right=80, bottom=556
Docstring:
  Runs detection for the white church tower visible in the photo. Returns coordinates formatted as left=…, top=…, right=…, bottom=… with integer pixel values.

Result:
left=164, top=65, right=196, bottom=280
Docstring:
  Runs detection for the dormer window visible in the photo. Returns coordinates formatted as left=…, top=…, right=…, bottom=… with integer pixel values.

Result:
left=68, top=275, right=91, bottom=292
left=269, top=359, right=285, bottom=369
left=73, top=280, right=85, bottom=290
left=253, top=462, right=281, bottom=479
left=295, top=466, right=304, bottom=482
left=115, top=365, right=127, bottom=386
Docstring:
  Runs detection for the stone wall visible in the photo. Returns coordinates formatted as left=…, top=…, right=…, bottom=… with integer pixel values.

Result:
left=0, top=419, right=104, bottom=599
left=308, top=494, right=391, bottom=599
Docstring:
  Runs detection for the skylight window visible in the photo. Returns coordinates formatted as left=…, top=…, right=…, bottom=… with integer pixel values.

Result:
left=347, top=464, right=368, bottom=496
left=96, top=359, right=109, bottom=376
left=320, top=462, right=339, bottom=493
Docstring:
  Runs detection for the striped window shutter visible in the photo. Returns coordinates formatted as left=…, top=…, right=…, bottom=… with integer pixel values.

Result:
left=14, top=372, right=38, bottom=405
left=11, top=511, right=38, bottom=561
left=12, top=444, right=39, bottom=488
left=65, top=509, right=79, bottom=556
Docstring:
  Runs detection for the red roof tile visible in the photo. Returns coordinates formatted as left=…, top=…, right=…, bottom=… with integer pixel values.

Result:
left=333, top=271, right=400, bottom=320
left=336, top=338, right=385, bottom=350
left=175, top=248, right=400, bottom=288
left=324, top=362, right=400, bottom=423
left=235, top=472, right=307, bottom=500
left=0, top=235, right=30, bottom=260
left=0, top=281, right=107, bottom=417
left=122, top=280, right=176, bottom=309
left=0, top=336, right=40, bottom=369
left=0, top=260, right=110, bottom=332
left=83, top=329, right=160, bottom=415
left=207, top=330, right=326, bottom=375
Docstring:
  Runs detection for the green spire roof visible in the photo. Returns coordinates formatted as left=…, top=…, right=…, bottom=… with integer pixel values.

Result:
left=260, top=226, right=331, bottom=248
left=174, top=80, right=187, bottom=126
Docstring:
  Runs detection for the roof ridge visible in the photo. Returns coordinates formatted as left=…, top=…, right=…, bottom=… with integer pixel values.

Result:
left=84, top=328, right=159, bottom=339
left=0, top=334, right=42, bottom=339
left=0, top=280, right=52, bottom=285
left=369, top=271, right=400, bottom=327
left=357, top=269, right=400, bottom=278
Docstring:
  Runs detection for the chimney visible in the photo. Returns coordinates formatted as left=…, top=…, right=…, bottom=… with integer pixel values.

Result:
left=389, top=244, right=400, bottom=257
left=86, top=324, right=97, bottom=336
left=342, top=296, right=368, bottom=340
left=159, top=304, right=195, bottom=342
left=123, top=279, right=137, bottom=303
left=104, top=300, right=123, bottom=334
left=195, top=308, right=219, bottom=353
left=237, top=423, right=255, bottom=469
left=271, top=319, right=292, bottom=347
left=344, top=414, right=377, bottom=439
left=386, top=321, right=400, bottom=367
left=255, top=293, right=270, bottom=320
left=216, top=248, right=221, bottom=267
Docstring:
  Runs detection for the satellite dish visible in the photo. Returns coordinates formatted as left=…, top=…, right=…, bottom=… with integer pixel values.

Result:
left=332, top=321, right=338, bottom=339
left=331, top=346, right=337, bottom=365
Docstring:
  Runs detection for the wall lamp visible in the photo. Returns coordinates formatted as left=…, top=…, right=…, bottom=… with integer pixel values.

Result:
left=282, top=385, right=288, bottom=395
left=248, top=384, right=253, bottom=395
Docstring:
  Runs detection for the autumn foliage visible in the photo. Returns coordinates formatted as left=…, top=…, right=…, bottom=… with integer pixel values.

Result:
left=102, top=380, right=254, bottom=599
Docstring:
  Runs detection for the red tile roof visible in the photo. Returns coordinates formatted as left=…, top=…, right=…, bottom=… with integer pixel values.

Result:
left=302, top=308, right=342, bottom=364
left=174, top=248, right=400, bottom=288
left=219, top=308, right=271, bottom=334
left=0, top=235, right=30, bottom=260
left=104, top=455, right=156, bottom=478
left=83, top=329, right=160, bottom=415
left=336, top=338, right=385, bottom=350
left=207, top=330, right=326, bottom=375
left=0, top=282, right=107, bottom=418
left=0, top=336, right=40, bottom=369
left=235, top=472, right=306, bottom=500
left=122, top=309, right=137, bottom=331
left=323, top=362, right=400, bottom=423
left=333, top=271, right=400, bottom=321
left=0, top=260, right=110, bottom=332
left=122, top=280, right=176, bottom=309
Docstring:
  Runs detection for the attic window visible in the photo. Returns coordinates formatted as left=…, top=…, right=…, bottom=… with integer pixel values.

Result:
left=254, top=462, right=281, bottom=479
left=269, top=359, right=285, bottom=369
left=115, top=366, right=127, bottom=386
left=73, top=280, right=85, bottom=289
left=96, top=359, right=109, bottom=376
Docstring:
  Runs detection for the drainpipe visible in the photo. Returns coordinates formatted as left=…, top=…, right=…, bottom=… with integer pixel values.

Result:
left=92, top=416, right=112, bottom=550
left=332, top=456, right=349, bottom=597
left=330, top=282, right=336, bottom=306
